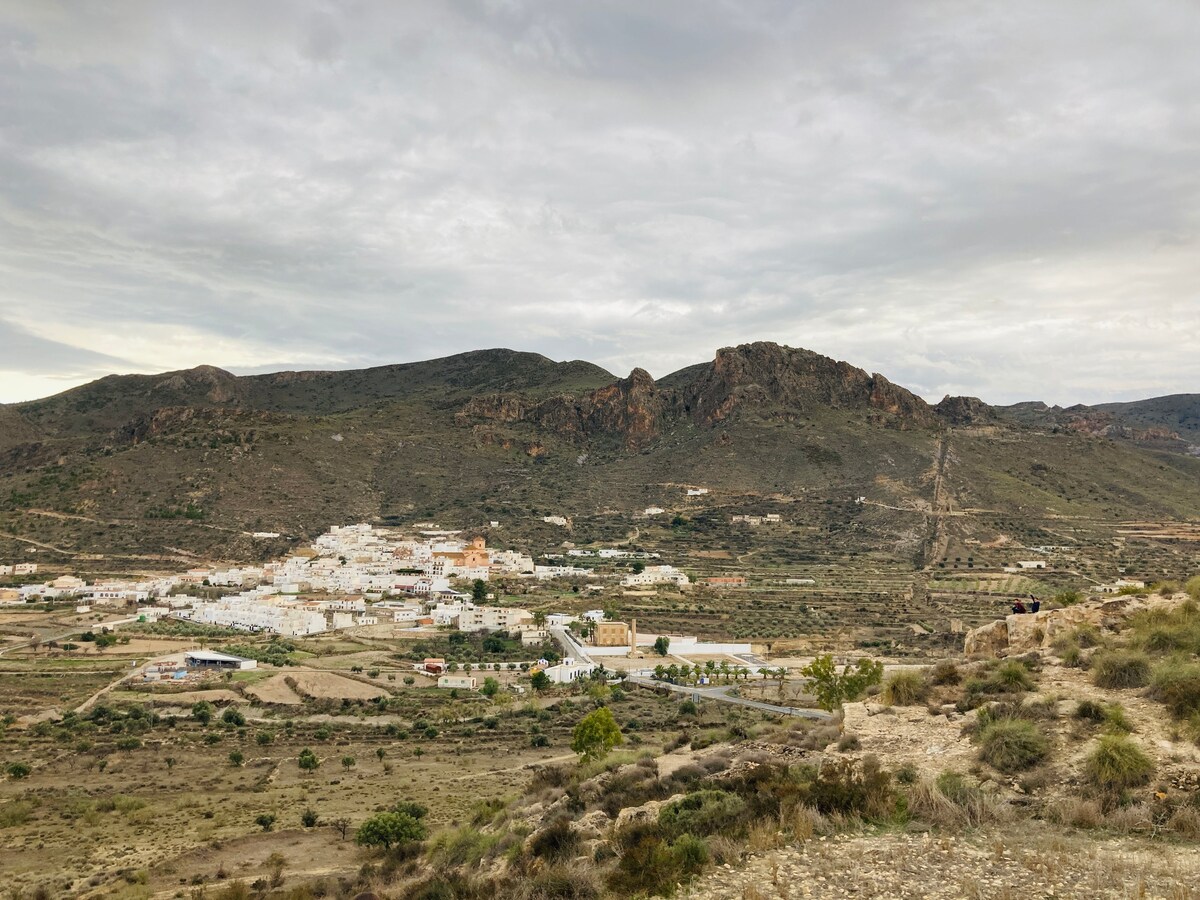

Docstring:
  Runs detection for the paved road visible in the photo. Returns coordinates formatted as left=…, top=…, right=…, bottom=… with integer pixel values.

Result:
left=625, top=675, right=832, bottom=720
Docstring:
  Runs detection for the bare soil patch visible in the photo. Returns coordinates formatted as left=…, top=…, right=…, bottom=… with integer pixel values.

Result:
left=244, top=673, right=304, bottom=705
left=287, top=669, right=389, bottom=701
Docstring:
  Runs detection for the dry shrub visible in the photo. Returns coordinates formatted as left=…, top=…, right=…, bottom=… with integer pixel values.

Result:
left=779, top=801, right=822, bottom=840
left=506, top=863, right=602, bottom=900
left=931, top=659, right=961, bottom=686
left=907, top=774, right=1008, bottom=828
left=746, top=819, right=784, bottom=852
left=742, top=886, right=767, bottom=900
left=705, top=835, right=743, bottom=866
left=1046, top=797, right=1103, bottom=829
left=1102, top=803, right=1154, bottom=834
left=883, top=671, right=929, bottom=706
left=1091, top=651, right=1151, bottom=690
left=1166, top=805, right=1200, bottom=839
left=1148, top=662, right=1200, bottom=719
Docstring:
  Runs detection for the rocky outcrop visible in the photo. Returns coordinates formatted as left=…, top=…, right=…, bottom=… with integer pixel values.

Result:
left=963, top=592, right=1184, bottom=658
left=934, top=395, right=998, bottom=426
left=677, top=342, right=938, bottom=429
left=456, top=368, right=667, bottom=449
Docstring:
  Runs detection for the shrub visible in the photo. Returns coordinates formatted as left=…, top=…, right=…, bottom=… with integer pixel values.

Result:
left=799, top=655, right=884, bottom=712
left=978, top=720, right=1049, bottom=773
left=836, top=733, right=861, bottom=751
left=1148, top=662, right=1200, bottom=718
left=428, top=825, right=499, bottom=868
left=1102, top=704, right=1134, bottom=734
left=883, top=671, right=928, bottom=706
left=1074, top=700, right=1105, bottom=723
left=1091, top=651, right=1151, bottom=689
left=930, top=660, right=961, bottom=686
left=806, top=756, right=894, bottom=819
left=523, top=862, right=602, bottom=899
left=528, top=820, right=580, bottom=863
left=356, top=811, right=427, bottom=850
left=658, top=790, right=747, bottom=839
left=1085, top=735, right=1154, bottom=791
left=907, top=772, right=1002, bottom=828
left=992, top=661, right=1035, bottom=692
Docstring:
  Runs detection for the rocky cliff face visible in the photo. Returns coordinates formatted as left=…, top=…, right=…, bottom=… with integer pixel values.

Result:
left=456, top=368, right=667, bottom=449
left=934, top=395, right=998, bottom=426
left=677, top=342, right=938, bottom=428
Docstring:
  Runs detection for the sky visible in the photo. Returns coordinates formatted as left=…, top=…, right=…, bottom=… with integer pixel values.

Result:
left=1, top=1, right=1198, bottom=406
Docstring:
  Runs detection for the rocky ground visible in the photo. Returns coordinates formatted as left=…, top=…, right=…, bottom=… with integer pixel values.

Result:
left=684, top=824, right=1200, bottom=899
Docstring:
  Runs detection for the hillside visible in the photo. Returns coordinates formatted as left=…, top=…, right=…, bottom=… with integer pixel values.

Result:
left=995, top=394, right=1200, bottom=456
left=1, top=343, right=1198, bottom=587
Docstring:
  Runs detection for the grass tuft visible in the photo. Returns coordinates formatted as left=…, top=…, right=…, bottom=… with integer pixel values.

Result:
left=978, top=719, right=1049, bottom=773
left=1085, top=735, right=1154, bottom=791
left=1090, top=651, right=1151, bottom=689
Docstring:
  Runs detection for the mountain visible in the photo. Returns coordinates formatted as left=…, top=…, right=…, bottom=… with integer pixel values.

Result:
left=2, top=343, right=1198, bottom=579
left=994, top=394, right=1200, bottom=456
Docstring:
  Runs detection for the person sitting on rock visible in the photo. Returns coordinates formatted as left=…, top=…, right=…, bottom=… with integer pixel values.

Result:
left=1012, top=599, right=1027, bottom=615
left=1030, top=597, right=1041, bottom=614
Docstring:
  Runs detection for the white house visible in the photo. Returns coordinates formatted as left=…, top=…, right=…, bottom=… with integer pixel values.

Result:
left=438, top=674, right=477, bottom=690
left=620, top=565, right=690, bottom=588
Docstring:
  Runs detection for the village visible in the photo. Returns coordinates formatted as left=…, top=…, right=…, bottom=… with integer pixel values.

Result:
left=0, top=522, right=762, bottom=695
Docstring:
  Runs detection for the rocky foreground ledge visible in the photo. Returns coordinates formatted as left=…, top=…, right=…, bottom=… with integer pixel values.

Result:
left=963, top=591, right=1184, bottom=658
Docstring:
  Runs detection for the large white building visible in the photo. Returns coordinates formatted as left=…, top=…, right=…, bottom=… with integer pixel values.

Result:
left=620, top=565, right=691, bottom=588
left=457, top=605, right=534, bottom=633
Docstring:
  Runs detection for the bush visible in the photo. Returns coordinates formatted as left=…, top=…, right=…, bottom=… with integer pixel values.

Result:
left=991, top=661, right=1035, bottom=692
left=1091, top=651, right=1151, bottom=689
left=883, top=671, right=928, bottom=706
left=428, top=825, right=498, bottom=868
left=355, top=811, right=427, bottom=850
left=528, top=820, right=580, bottom=863
left=1085, top=735, right=1154, bottom=791
left=978, top=720, right=1049, bottom=773
left=806, top=756, right=894, bottom=819
left=522, top=862, right=602, bottom=899
left=1074, top=700, right=1105, bottom=723
left=1148, top=662, right=1200, bottom=719
left=658, top=790, right=747, bottom=839
left=930, top=660, right=961, bottom=686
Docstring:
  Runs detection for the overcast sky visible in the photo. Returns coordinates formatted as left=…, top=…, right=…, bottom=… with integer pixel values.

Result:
left=1, top=1, right=1198, bottom=406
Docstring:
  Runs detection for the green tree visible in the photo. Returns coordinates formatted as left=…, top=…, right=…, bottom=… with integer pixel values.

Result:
left=571, top=707, right=624, bottom=761
left=255, top=813, right=276, bottom=832
left=301, top=807, right=319, bottom=828
left=228, top=750, right=244, bottom=767
left=191, top=701, right=214, bottom=725
left=355, top=811, right=427, bottom=849
left=631, top=561, right=645, bottom=574
left=481, top=676, right=500, bottom=697
left=221, top=707, right=245, bottom=727
left=341, top=756, right=356, bottom=772
left=799, top=655, right=884, bottom=712
left=298, top=748, right=320, bottom=773
left=472, top=579, right=488, bottom=602
left=653, top=635, right=670, bottom=656
left=531, top=670, right=551, bottom=692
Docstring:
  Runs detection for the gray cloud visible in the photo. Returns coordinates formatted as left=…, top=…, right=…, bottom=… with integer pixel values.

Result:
left=0, top=0, right=1198, bottom=405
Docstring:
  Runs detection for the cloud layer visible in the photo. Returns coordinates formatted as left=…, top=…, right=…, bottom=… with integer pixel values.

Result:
left=1, top=1, right=1198, bottom=404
